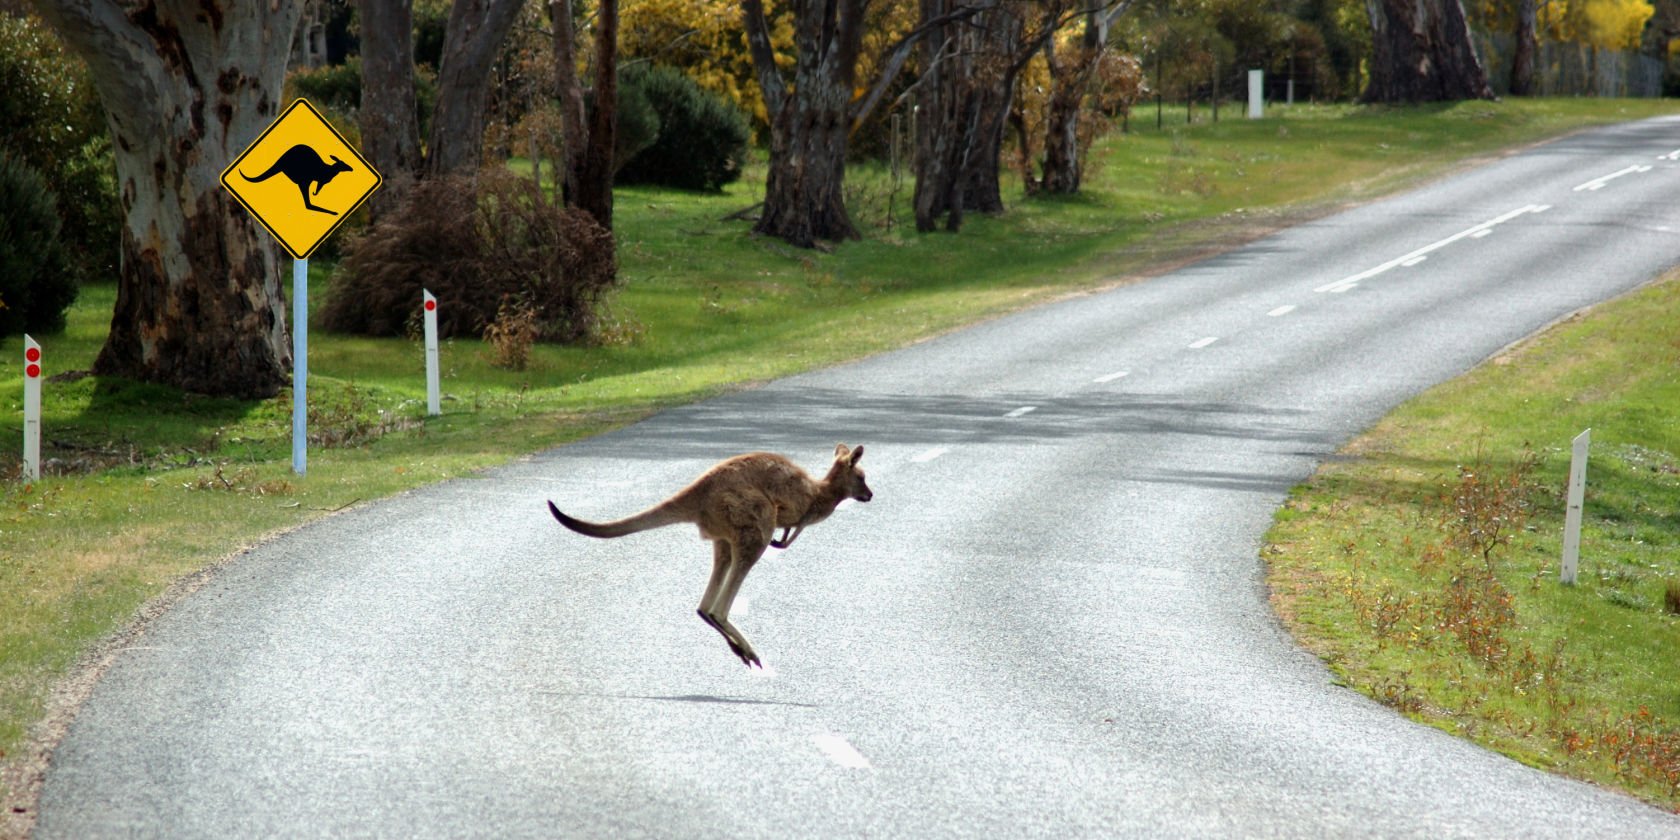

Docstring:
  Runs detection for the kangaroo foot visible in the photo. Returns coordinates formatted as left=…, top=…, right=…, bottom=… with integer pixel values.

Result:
left=697, top=609, right=761, bottom=668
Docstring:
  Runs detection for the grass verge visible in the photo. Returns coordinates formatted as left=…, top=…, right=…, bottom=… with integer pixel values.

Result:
left=3, top=99, right=1680, bottom=828
left=1266, top=269, right=1680, bottom=810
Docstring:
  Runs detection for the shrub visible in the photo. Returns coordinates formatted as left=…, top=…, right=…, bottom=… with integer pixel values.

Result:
left=482, top=298, right=540, bottom=371
left=0, top=154, right=76, bottom=339
left=286, top=57, right=363, bottom=113
left=616, top=65, right=750, bottom=192
left=323, top=167, right=618, bottom=344
left=590, top=71, right=662, bottom=174
left=0, top=14, right=119, bottom=287
left=284, top=58, right=439, bottom=138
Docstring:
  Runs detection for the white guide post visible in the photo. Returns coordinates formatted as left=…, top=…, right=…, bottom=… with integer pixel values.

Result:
left=1560, top=428, right=1590, bottom=585
left=1247, top=70, right=1264, bottom=119
left=293, top=258, right=308, bottom=475
left=423, top=289, right=440, bottom=416
left=22, top=334, right=41, bottom=480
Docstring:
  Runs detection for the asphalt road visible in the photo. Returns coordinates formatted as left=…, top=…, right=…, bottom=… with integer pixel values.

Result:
left=39, top=117, right=1680, bottom=838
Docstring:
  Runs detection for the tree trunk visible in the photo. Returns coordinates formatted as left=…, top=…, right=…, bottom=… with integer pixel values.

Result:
left=549, top=0, right=586, bottom=207
left=1038, top=5, right=1131, bottom=195
left=743, top=0, right=861, bottom=247
left=358, top=0, right=422, bottom=220
left=1038, top=32, right=1089, bottom=195
left=1509, top=0, right=1538, bottom=96
left=33, top=0, right=299, bottom=399
left=576, top=0, right=618, bottom=229
left=426, top=0, right=525, bottom=177
left=1361, top=0, right=1494, bottom=103
left=914, top=0, right=1033, bottom=231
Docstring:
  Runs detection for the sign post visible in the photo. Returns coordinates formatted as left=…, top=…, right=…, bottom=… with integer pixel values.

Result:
left=423, top=290, right=440, bottom=416
left=22, top=335, right=41, bottom=480
left=293, top=259, right=309, bottom=474
left=221, top=99, right=381, bottom=475
left=1561, top=428, right=1591, bottom=585
left=1247, top=70, right=1264, bottom=119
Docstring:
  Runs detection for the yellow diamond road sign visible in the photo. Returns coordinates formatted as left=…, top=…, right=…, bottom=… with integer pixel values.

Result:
left=222, top=99, right=381, bottom=259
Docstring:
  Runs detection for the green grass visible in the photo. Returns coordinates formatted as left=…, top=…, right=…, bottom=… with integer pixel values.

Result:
left=1266, top=270, right=1680, bottom=810
left=3, top=98, right=1680, bottom=818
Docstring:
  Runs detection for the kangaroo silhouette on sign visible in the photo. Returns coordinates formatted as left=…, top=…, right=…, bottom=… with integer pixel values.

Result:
left=241, top=144, right=353, bottom=215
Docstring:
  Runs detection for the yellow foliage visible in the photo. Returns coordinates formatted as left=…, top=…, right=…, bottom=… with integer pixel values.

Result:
left=1544, top=0, right=1656, bottom=50
left=1580, top=0, right=1655, bottom=48
left=618, top=0, right=916, bottom=129
left=620, top=0, right=794, bottom=126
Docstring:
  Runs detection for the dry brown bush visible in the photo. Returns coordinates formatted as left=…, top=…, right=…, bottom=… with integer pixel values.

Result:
left=323, top=167, right=617, bottom=343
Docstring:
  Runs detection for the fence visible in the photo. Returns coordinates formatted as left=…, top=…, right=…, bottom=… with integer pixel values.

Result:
left=1475, top=31, right=1666, bottom=97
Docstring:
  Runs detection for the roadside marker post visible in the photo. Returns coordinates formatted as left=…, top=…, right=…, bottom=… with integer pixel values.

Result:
left=423, top=290, right=440, bottom=416
left=1247, top=70, right=1263, bottom=119
left=22, top=335, right=41, bottom=480
left=1561, top=428, right=1591, bottom=585
left=220, top=99, right=381, bottom=475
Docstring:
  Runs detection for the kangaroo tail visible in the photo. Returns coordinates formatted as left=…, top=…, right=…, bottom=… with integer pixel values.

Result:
left=240, top=161, right=283, bottom=183
left=548, top=499, right=687, bottom=539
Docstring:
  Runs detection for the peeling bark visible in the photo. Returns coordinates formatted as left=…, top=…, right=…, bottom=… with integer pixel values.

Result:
left=1361, top=0, right=1494, bottom=103
left=426, top=0, right=525, bottom=177
left=742, top=0, right=862, bottom=247
left=33, top=0, right=300, bottom=398
left=358, top=0, right=422, bottom=219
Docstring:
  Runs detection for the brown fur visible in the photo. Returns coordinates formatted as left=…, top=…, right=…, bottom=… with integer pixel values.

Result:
left=548, top=443, right=872, bottom=667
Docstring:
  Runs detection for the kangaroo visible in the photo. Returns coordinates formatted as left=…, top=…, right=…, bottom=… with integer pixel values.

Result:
left=241, top=144, right=353, bottom=215
left=548, top=443, right=873, bottom=668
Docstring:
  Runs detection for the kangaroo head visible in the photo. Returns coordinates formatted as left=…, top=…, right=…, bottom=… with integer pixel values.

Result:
left=328, top=155, right=351, bottom=175
left=830, top=443, right=872, bottom=503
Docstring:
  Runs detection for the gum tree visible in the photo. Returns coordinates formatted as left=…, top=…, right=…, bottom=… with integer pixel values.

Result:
left=31, top=0, right=303, bottom=398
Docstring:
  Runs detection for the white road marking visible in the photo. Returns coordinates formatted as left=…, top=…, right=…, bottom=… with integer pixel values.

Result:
left=1469, top=228, right=1493, bottom=239
left=1266, top=305, right=1296, bottom=317
left=812, top=733, right=872, bottom=769
left=1401, top=255, right=1428, bottom=266
left=1658, top=149, right=1680, bottom=161
left=1188, top=336, right=1219, bottom=349
left=1573, top=164, right=1651, bottom=192
left=911, top=446, right=950, bottom=463
left=1004, top=406, right=1036, bottom=418
left=1315, top=204, right=1543, bottom=294
left=1092, top=370, right=1130, bottom=383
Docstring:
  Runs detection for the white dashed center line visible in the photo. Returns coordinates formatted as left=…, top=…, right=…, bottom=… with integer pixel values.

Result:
left=812, top=733, right=872, bottom=769
left=1315, top=204, right=1544, bottom=294
left=1004, top=406, right=1036, bottom=418
left=1092, top=370, right=1130, bottom=383
left=1188, top=336, right=1219, bottom=349
left=1661, top=149, right=1680, bottom=161
left=1266, top=306, right=1296, bottom=317
left=1573, top=164, right=1651, bottom=192
left=911, top=446, right=950, bottom=463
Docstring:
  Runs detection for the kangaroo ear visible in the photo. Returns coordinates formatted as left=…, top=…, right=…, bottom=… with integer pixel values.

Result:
left=849, top=444, right=864, bottom=466
left=833, top=442, right=850, bottom=461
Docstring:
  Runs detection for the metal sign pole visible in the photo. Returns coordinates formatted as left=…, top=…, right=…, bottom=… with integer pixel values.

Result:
left=293, top=258, right=308, bottom=475
left=424, top=290, right=440, bottom=416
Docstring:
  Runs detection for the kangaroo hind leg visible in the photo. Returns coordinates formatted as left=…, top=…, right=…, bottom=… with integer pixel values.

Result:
left=697, top=540, right=757, bottom=667
left=297, top=181, right=339, bottom=215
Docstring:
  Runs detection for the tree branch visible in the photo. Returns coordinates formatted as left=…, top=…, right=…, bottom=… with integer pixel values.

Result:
left=849, top=4, right=985, bottom=129
left=741, top=0, right=788, bottom=118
